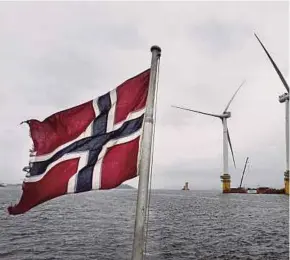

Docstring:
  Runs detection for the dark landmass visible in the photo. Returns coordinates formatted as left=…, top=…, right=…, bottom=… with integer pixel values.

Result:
left=116, top=184, right=135, bottom=189
left=3, top=183, right=21, bottom=187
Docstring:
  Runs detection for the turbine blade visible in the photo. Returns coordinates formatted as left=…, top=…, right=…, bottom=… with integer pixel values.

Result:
left=172, top=105, right=220, bottom=118
left=254, top=33, right=289, bottom=93
left=227, top=128, right=236, bottom=169
left=223, top=80, right=246, bottom=113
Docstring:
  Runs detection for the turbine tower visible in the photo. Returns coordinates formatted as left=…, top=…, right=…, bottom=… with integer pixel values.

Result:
left=255, top=33, right=289, bottom=195
left=172, top=81, right=245, bottom=193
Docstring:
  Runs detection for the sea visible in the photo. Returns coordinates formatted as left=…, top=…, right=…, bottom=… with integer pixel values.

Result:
left=0, top=186, right=289, bottom=260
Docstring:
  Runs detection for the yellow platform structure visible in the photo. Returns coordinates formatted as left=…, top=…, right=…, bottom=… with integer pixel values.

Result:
left=220, top=174, right=231, bottom=193
left=285, top=171, right=289, bottom=195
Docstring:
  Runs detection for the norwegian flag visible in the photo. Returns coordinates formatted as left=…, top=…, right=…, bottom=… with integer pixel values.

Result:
left=8, top=69, right=150, bottom=215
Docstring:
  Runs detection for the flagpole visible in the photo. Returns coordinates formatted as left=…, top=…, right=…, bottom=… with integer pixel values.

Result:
left=131, top=45, right=161, bottom=260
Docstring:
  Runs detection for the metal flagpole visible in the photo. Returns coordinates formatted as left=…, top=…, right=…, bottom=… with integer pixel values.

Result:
left=131, top=45, right=161, bottom=260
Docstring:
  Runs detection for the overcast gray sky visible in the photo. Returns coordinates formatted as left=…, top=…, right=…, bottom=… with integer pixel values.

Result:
left=0, top=1, right=288, bottom=190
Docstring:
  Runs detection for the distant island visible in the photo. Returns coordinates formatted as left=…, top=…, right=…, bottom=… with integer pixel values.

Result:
left=116, top=184, right=135, bottom=189
left=1, top=183, right=21, bottom=187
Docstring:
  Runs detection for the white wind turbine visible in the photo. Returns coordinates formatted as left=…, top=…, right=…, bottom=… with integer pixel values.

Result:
left=172, top=81, right=245, bottom=191
left=254, top=33, right=289, bottom=192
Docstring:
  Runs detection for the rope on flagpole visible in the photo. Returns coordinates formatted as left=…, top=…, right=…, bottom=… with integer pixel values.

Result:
left=143, top=57, right=161, bottom=259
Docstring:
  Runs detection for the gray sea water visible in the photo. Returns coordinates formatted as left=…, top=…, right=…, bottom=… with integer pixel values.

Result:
left=0, top=186, right=289, bottom=260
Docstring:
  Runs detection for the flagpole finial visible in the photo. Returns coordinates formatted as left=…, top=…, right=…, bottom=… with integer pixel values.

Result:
left=150, top=45, right=161, bottom=54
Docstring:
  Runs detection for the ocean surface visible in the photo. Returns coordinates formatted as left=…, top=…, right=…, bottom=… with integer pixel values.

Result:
left=0, top=186, right=289, bottom=260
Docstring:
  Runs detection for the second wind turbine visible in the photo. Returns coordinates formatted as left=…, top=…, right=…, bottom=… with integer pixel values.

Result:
left=172, top=81, right=245, bottom=193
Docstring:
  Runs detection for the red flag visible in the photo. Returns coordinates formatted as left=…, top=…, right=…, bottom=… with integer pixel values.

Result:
left=8, top=69, right=150, bottom=215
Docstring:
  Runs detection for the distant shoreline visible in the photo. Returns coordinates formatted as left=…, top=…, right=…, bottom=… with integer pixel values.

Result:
left=2, top=184, right=22, bottom=186
left=1, top=184, right=222, bottom=191
left=116, top=184, right=135, bottom=190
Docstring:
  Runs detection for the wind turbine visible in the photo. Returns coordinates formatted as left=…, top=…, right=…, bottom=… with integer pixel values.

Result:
left=172, top=81, right=245, bottom=193
left=254, top=33, right=289, bottom=195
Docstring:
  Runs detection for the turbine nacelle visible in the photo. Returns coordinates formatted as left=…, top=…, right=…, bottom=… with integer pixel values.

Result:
left=279, top=93, right=289, bottom=103
left=221, top=111, right=231, bottom=119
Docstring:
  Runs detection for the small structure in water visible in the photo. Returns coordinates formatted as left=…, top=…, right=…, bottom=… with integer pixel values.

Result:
left=182, top=182, right=189, bottom=190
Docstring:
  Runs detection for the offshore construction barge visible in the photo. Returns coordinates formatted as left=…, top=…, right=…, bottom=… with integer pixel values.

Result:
left=222, top=157, right=286, bottom=194
left=226, top=187, right=285, bottom=194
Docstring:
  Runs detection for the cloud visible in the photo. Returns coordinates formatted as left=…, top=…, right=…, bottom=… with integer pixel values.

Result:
left=0, top=1, right=288, bottom=191
left=190, top=19, right=251, bottom=57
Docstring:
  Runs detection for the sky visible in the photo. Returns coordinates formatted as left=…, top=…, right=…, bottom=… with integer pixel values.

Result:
left=0, top=1, right=289, bottom=190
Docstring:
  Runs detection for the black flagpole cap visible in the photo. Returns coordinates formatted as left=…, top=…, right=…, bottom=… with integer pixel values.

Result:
left=150, top=45, right=161, bottom=53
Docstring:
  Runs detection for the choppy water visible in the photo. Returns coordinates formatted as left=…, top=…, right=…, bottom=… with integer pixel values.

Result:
left=0, top=187, right=289, bottom=260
